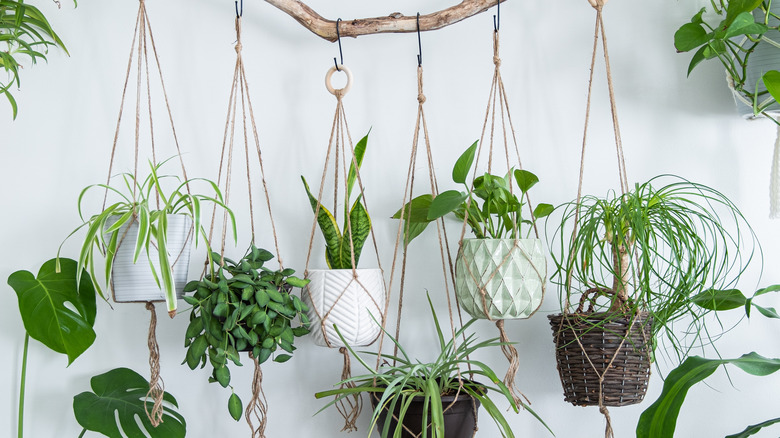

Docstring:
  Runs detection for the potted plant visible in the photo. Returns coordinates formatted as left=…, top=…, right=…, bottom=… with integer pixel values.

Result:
left=301, top=132, right=385, bottom=348
left=547, top=175, right=756, bottom=407
left=314, top=295, right=552, bottom=438
left=674, top=0, right=780, bottom=117
left=393, top=141, right=553, bottom=320
left=60, top=158, right=234, bottom=318
left=182, top=244, right=310, bottom=420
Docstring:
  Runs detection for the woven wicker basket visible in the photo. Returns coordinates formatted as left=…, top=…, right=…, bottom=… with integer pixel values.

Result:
left=548, top=311, right=652, bottom=407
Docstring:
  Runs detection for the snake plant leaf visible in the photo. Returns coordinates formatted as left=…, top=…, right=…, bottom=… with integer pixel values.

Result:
left=302, top=176, right=342, bottom=269
left=8, top=258, right=96, bottom=365
left=725, top=417, right=780, bottom=438
left=637, top=353, right=780, bottom=438
left=337, top=195, right=370, bottom=269
left=452, top=140, right=477, bottom=184
left=73, top=367, right=186, bottom=438
left=346, top=132, right=369, bottom=202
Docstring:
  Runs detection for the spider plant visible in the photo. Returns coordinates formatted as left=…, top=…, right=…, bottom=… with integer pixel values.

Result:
left=549, top=175, right=758, bottom=363
left=314, top=294, right=552, bottom=438
left=59, top=158, right=235, bottom=317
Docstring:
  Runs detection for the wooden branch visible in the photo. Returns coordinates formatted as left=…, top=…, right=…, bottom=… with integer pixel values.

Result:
left=263, top=0, right=507, bottom=42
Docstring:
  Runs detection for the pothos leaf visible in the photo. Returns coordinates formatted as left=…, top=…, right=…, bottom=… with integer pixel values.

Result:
left=73, top=367, right=186, bottom=438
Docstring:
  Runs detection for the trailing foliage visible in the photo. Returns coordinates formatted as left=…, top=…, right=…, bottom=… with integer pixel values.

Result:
left=182, top=244, right=310, bottom=420
left=302, top=132, right=370, bottom=269
left=59, top=158, right=235, bottom=317
left=315, top=294, right=552, bottom=438
left=393, top=141, right=553, bottom=245
left=1, top=0, right=72, bottom=119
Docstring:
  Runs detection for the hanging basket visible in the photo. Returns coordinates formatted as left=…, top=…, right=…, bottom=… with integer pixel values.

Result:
left=371, top=388, right=480, bottom=438
left=303, top=268, right=386, bottom=348
left=109, top=214, right=193, bottom=303
left=548, top=311, right=652, bottom=407
left=455, top=238, right=545, bottom=320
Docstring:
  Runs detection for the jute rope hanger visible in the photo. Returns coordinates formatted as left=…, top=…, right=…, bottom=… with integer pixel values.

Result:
left=103, top=0, right=193, bottom=427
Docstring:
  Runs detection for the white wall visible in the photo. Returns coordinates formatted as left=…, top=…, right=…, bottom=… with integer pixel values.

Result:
left=3, top=0, right=780, bottom=437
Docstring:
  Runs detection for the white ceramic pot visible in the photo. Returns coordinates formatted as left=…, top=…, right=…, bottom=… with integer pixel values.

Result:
left=455, top=238, right=546, bottom=320
left=303, top=268, right=386, bottom=348
left=108, top=214, right=194, bottom=303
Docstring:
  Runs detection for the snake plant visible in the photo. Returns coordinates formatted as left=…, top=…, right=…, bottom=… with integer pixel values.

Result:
left=302, top=132, right=370, bottom=269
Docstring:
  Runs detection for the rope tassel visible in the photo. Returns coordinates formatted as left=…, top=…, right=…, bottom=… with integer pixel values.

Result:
left=144, top=302, right=164, bottom=427
left=245, top=354, right=268, bottom=438
left=335, top=347, right=362, bottom=432
left=495, top=320, right=529, bottom=409
left=770, top=120, right=780, bottom=219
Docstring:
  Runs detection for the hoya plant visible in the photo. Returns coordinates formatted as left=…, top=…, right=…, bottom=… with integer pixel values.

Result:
left=301, top=132, right=370, bottom=269
left=183, top=244, right=310, bottom=420
left=393, top=141, right=553, bottom=245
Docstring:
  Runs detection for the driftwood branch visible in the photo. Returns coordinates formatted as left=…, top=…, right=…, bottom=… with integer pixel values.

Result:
left=263, top=0, right=507, bottom=42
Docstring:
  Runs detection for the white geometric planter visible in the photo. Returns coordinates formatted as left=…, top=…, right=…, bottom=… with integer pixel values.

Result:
left=303, top=268, right=386, bottom=348
left=455, top=238, right=546, bottom=320
left=108, top=214, right=194, bottom=303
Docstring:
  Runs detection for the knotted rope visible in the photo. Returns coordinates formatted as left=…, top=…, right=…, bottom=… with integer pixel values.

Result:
left=336, top=347, right=361, bottom=431
left=771, top=119, right=780, bottom=218
left=245, top=353, right=268, bottom=438
left=144, top=302, right=164, bottom=427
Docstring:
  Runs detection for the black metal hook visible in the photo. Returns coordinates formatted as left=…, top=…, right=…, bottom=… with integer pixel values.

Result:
left=416, top=13, right=422, bottom=66
left=334, top=18, right=343, bottom=71
left=493, top=0, right=500, bottom=32
left=235, top=0, right=243, bottom=18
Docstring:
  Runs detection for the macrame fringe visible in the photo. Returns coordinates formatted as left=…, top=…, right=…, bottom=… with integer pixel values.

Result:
left=335, top=347, right=362, bottom=432
left=144, top=302, right=164, bottom=427
left=495, top=320, right=528, bottom=409
left=770, top=121, right=780, bottom=219
left=600, top=404, right=614, bottom=438
left=245, top=354, right=268, bottom=438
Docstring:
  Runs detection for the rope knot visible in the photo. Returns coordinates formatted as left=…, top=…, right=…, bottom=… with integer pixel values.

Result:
left=493, top=55, right=502, bottom=67
left=334, top=89, right=345, bottom=99
left=235, top=42, right=243, bottom=53
left=417, top=93, right=426, bottom=104
left=587, top=0, right=606, bottom=10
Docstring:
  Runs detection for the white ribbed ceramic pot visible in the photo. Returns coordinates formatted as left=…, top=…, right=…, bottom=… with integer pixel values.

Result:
left=303, top=268, right=385, bottom=348
left=108, top=214, right=193, bottom=303
left=455, top=238, right=546, bottom=320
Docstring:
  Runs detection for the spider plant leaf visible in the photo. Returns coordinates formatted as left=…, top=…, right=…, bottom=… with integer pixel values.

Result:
left=302, top=176, right=342, bottom=269
left=134, top=208, right=150, bottom=263
left=426, top=378, right=444, bottom=437
left=338, top=195, right=370, bottom=269
left=155, top=214, right=176, bottom=316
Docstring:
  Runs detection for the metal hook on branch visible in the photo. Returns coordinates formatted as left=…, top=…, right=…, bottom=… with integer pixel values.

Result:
left=416, top=13, right=423, bottom=67
left=235, top=0, right=243, bottom=18
left=334, top=18, right=343, bottom=71
left=493, top=0, right=499, bottom=31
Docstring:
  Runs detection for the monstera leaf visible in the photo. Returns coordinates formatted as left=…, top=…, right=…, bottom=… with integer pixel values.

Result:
left=73, top=368, right=186, bottom=438
left=8, top=258, right=96, bottom=364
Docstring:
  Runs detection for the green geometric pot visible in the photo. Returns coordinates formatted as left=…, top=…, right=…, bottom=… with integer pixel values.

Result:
left=455, top=238, right=546, bottom=320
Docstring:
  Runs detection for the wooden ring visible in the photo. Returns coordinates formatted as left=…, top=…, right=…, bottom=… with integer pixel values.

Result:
left=325, top=65, right=353, bottom=96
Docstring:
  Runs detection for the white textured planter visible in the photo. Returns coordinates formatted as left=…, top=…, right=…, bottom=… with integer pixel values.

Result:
left=455, top=238, right=546, bottom=320
left=303, top=268, right=385, bottom=348
left=109, top=214, right=194, bottom=303
left=734, top=4, right=780, bottom=117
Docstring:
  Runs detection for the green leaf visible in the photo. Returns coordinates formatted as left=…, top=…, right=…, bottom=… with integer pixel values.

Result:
left=725, top=0, right=763, bottom=26
left=691, top=288, right=747, bottom=311
left=724, top=12, right=768, bottom=39
left=215, top=366, right=230, bottom=388
left=637, top=353, right=780, bottom=438
left=533, top=203, right=554, bottom=219
left=687, top=45, right=710, bottom=76
left=346, top=132, right=369, bottom=200
left=274, top=353, right=292, bottom=363
left=427, top=190, right=467, bottom=221
left=286, top=276, right=309, bottom=288
left=228, top=393, right=242, bottom=421
left=392, top=194, right=434, bottom=223
left=762, top=71, right=780, bottom=104
left=755, top=284, right=780, bottom=296
left=73, top=367, right=186, bottom=438
left=301, top=176, right=342, bottom=269
left=725, top=417, right=780, bottom=438
left=753, top=304, right=780, bottom=319
left=8, top=258, right=96, bottom=364
left=452, top=141, right=478, bottom=184
left=674, top=22, right=708, bottom=52
left=513, top=169, right=539, bottom=193
left=337, top=195, right=371, bottom=269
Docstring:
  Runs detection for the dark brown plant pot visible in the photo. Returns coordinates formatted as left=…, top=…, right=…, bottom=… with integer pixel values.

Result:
left=370, top=389, right=481, bottom=438
left=548, top=311, right=653, bottom=407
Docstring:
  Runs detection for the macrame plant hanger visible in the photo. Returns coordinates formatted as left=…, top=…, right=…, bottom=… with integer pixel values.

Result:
left=203, top=4, right=283, bottom=436
left=454, top=2, right=542, bottom=408
left=558, top=2, right=643, bottom=437
left=302, top=27, right=387, bottom=431
left=374, top=17, right=477, bottom=437
left=102, top=0, right=192, bottom=427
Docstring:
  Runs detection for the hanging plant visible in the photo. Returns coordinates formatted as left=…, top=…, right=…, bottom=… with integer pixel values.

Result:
left=183, top=244, right=310, bottom=420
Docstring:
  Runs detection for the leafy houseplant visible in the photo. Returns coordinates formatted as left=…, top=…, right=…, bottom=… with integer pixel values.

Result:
left=548, top=175, right=756, bottom=407
left=301, top=132, right=385, bottom=348
left=674, top=0, right=780, bottom=118
left=315, top=295, right=552, bottom=438
left=61, top=158, right=234, bottom=318
left=394, top=141, right=553, bottom=320
left=182, top=244, right=310, bottom=420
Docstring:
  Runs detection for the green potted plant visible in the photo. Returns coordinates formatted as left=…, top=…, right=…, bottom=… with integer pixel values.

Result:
left=314, top=295, right=552, bottom=438
left=301, top=132, right=385, bottom=348
left=60, top=158, right=234, bottom=318
left=393, top=141, right=553, bottom=320
left=674, top=0, right=780, bottom=118
left=182, top=244, right=310, bottom=420
left=548, top=175, right=756, bottom=407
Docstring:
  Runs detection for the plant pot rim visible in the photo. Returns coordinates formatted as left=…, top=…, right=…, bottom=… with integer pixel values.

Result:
left=460, top=237, right=541, bottom=243
left=370, top=378, right=485, bottom=403
left=306, top=268, right=383, bottom=273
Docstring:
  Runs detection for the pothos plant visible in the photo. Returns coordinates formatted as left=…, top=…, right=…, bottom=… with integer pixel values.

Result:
left=59, top=158, right=235, bottom=317
left=301, top=132, right=370, bottom=269
left=674, top=0, right=780, bottom=118
left=182, top=244, right=310, bottom=420
left=393, top=141, right=553, bottom=245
